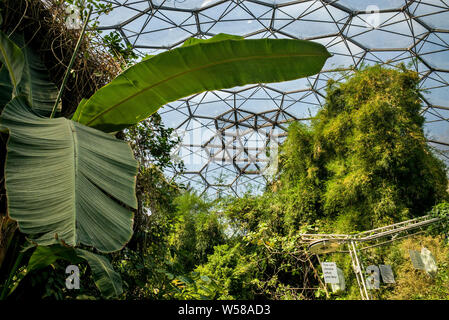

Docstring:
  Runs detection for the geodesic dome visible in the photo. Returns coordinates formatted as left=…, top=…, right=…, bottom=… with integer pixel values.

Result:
left=94, top=0, right=449, bottom=197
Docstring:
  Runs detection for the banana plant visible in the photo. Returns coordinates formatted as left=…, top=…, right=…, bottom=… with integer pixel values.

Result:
left=72, top=33, right=331, bottom=132
left=0, top=30, right=136, bottom=299
left=0, top=29, right=330, bottom=299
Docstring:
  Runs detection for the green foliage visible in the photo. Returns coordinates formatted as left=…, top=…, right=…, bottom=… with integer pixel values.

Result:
left=278, top=65, right=448, bottom=231
left=430, top=202, right=449, bottom=219
left=188, top=192, right=324, bottom=300
left=428, top=202, right=449, bottom=238
left=114, top=191, right=228, bottom=300
left=0, top=29, right=142, bottom=299
left=190, top=210, right=321, bottom=300
left=194, top=244, right=256, bottom=300
left=0, top=27, right=135, bottom=299
left=112, top=115, right=184, bottom=299
left=170, top=192, right=226, bottom=274
left=115, top=248, right=173, bottom=299
left=0, top=65, right=13, bottom=110
left=0, top=28, right=328, bottom=298
left=103, top=31, right=138, bottom=68
left=27, top=245, right=83, bottom=271
left=167, top=271, right=222, bottom=300
left=181, top=33, right=244, bottom=47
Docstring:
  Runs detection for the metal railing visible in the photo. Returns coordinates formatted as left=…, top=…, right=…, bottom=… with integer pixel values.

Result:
left=300, top=214, right=445, bottom=300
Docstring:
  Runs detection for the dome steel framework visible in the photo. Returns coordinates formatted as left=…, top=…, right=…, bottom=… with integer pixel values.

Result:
left=94, top=0, right=449, bottom=196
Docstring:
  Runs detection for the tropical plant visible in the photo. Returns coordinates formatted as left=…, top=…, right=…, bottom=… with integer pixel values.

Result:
left=0, top=24, right=330, bottom=299
left=0, top=29, right=138, bottom=299
left=72, top=33, right=331, bottom=132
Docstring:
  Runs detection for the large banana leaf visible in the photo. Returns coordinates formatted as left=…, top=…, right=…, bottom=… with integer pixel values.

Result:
left=0, top=30, right=24, bottom=97
left=0, top=96, right=137, bottom=253
left=15, top=35, right=60, bottom=116
left=72, top=34, right=331, bottom=132
left=0, top=33, right=60, bottom=115
left=27, top=245, right=123, bottom=298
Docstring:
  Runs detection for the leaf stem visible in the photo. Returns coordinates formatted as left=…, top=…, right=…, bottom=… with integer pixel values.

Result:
left=50, top=6, right=93, bottom=119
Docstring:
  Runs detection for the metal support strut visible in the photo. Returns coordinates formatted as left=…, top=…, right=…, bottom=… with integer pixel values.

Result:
left=348, top=241, right=370, bottom=300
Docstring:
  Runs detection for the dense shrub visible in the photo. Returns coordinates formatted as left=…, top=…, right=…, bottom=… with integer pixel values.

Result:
left=278, top=65, right=448, bottom=232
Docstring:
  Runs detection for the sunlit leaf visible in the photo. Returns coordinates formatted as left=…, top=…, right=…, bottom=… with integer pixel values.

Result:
left=72, top=34, right=330, bottom=132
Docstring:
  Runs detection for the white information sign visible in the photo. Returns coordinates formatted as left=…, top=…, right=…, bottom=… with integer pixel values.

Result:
left=321, top=262, right=339, bottom=284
